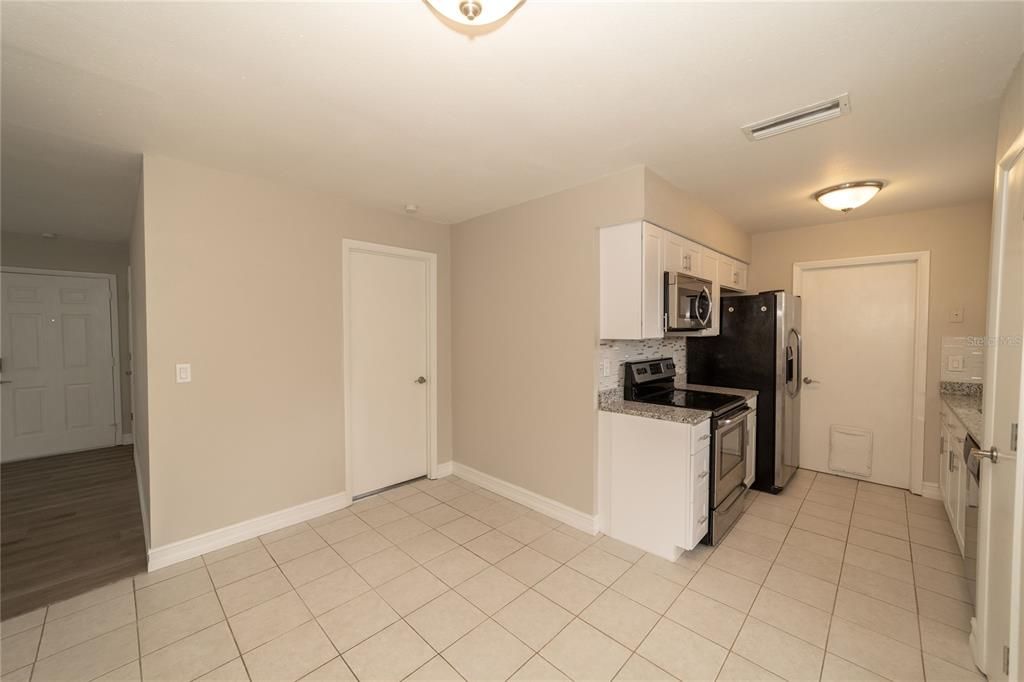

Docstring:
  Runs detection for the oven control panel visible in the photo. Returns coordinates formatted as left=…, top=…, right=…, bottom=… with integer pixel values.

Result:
left=627, top=358, right=676, bottom=384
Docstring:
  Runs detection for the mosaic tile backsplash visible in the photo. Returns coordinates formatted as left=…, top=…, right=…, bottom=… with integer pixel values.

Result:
left=597, top=338, right=687, bottom=392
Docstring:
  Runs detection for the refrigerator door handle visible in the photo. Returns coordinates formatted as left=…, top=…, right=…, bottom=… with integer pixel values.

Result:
left=787, top=328, right=803, bottom=397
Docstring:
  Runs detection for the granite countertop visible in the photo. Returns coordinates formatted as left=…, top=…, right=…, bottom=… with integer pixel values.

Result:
left=598, top=384, right=756, bottom=426
left=940, top=391, right=984, bottom=443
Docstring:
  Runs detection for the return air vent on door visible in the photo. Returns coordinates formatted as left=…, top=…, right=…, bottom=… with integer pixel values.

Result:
left=828, top=424, right=873, bottom=477
left=741, top=94, right=851, bottom=141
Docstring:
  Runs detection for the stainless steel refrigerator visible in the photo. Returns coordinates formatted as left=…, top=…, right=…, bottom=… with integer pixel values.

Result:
left=687, top=291, right=802, bottom=493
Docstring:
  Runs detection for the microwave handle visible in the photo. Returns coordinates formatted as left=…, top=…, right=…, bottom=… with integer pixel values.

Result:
left=698, top=286, right=712, bottom=326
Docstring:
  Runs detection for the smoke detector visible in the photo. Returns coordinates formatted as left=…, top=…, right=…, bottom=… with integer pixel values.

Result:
left=742, top=94, right=852, bottom=141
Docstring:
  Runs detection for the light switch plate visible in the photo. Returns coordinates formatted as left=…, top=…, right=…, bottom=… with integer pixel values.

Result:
left=175, top=363, right=192, bottom=383
left=947, top=355, right=964, bottom=371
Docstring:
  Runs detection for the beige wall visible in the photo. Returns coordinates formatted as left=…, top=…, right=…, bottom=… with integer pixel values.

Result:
left=644, top=168, right=752, bottom=262
left=451, top=166, right=748, bottom=515
left=1, top=231, right=133, bottom=437
left=996, top=55, right=1024, bottom=163
left=129, top=179, right=150, bottom=539
left=748, top=201, right=992, bottom=484
left=140, top=155, right=452, bottom=547
left=452, top=168, right=645, bottom=514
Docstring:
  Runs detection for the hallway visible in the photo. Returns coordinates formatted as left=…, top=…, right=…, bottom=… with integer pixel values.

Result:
left=1, top=446, right=147, bottom=618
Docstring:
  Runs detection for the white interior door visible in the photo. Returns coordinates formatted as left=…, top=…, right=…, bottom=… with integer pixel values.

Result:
left=798, top=260, right=919, bottom=489
left=346, top=245, right=432, bottom=497
left=1, top=271, right=118, bottom=461
left=974, top=144, right=1022, bottom=680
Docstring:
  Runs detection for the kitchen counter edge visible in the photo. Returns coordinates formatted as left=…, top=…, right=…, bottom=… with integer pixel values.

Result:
left=598, top=387, right=756, bottom=426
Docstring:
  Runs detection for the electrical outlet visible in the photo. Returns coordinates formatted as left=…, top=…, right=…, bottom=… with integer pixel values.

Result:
left=175, top=363, right=192, bottom=383
left=950, top=307, right=964, bottom=323
left=602, top=359, right=611, bottom=378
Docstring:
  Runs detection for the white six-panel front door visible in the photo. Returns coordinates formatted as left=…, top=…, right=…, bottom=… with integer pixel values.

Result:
left=1, top=271, right=118, bottom=461
left=347, top=247, right=430, bottom=497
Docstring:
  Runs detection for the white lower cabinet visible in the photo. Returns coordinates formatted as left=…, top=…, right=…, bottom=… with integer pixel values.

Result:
left=598, top=411, right=711, bottom=560
left=939, top=402, right=968, bottom=555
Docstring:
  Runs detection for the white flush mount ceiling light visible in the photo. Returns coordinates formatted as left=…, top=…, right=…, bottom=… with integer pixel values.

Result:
left=424, top=0, right=524, bottom=26
left=814, top=181, right=885, bottom=213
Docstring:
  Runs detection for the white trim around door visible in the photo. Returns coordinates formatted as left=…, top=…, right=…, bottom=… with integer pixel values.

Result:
left=793, top=251, right=930, bottom=495
left=0, top=266, right=125, bottom=448
left=341, top=239, right=439, bottom=496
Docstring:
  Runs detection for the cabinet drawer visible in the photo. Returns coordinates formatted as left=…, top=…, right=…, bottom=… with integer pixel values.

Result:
left=691, top=420, right=711, bottom=451
left=692, top=447, right=710, bottom=497
left=689, top=480, right=710, bottom=546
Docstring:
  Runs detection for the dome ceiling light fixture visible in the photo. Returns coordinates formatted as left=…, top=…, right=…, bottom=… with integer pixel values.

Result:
left=814, top=180, right=885, bottom=213
left=424, top=0, right=524, bottom=26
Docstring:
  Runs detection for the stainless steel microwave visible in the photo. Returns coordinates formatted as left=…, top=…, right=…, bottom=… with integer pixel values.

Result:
left=664, top=271, right=713, bottom=333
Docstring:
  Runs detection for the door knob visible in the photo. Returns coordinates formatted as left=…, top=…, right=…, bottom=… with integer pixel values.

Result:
left=971, top=446, right=998, bottom=463
left=414, top=376, right=427, bottom=384
left=803, top=377, right=819, bottom=385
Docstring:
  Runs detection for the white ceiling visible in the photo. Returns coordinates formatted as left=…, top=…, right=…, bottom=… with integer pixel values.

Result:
left=3, top=1, right=1021, bottom=240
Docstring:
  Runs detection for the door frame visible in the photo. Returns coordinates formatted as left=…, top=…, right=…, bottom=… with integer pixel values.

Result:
left=983, top=127, right=1024, bottom=679
left=341, top=239, right=439, bottom=497
left=0, top=266, right=125, bottom=448
left=793, top=251, right=930, bottom=494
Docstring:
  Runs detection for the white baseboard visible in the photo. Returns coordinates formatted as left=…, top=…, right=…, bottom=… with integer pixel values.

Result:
left=452, top=462, right=599, bottom=535
left=433, top=461, right=453, bottom=478
left=919, top=482, right=942, bottom=500
left=148, top=491, right=351, bottom=571
left=121, top=433, right=135, bottom=445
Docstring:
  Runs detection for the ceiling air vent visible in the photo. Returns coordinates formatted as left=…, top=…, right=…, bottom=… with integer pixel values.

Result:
left=741, top=94, right=851, bottom=141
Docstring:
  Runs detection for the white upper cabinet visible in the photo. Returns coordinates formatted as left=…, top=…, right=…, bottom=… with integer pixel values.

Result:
left=600, top=221, right=664, bottom=340
left=665, top=232, right=702, bottom=276
left=719, top=256, right=749, bottom=293
left=641, top=223, right=665, bottom=339
left=600, top=221, right=744, bottom=340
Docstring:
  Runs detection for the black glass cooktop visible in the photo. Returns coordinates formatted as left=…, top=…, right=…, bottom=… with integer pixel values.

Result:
left=638, top=389, right=745, bottom=416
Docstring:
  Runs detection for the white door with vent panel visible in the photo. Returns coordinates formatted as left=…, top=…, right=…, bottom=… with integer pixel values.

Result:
left=796, top=257, right=924, bottom=490
left=344, top=242, right=435, bottom=497
left=1, top=271, right=119, bottom=461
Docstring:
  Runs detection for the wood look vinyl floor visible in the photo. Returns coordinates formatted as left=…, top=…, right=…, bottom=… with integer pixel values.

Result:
left=1, top=445, right=147, bottom=618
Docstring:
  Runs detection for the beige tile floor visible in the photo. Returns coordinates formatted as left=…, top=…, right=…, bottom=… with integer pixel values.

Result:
left=0, top=470, right=983, bottom=681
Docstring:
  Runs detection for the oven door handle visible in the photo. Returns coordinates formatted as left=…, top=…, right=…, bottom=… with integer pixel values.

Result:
left=717, top=484, right=747, bottom=514
left=716, top=407, right=753, bottom=429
